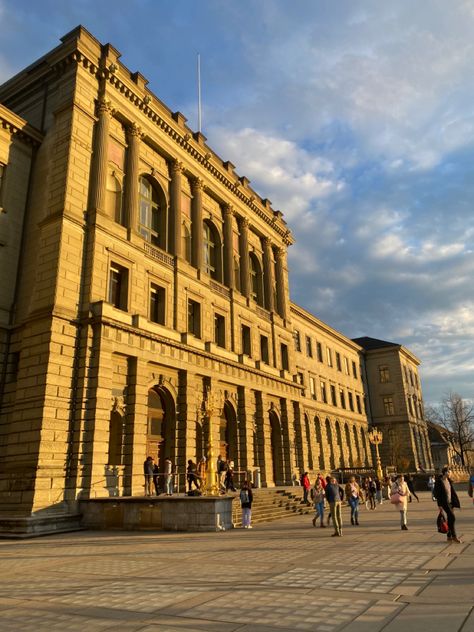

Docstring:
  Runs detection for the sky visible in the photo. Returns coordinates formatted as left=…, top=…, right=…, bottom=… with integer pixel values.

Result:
left=1, top=0, right=474, bottom=405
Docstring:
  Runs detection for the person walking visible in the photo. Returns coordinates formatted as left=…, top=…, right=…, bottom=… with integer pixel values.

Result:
left=186, top=459, right=201, bottom=492
left=143, top=456, right=154, bottom=496
left=240, top=480, right=254, bottom=529
left=326, top=477, right=344, bottom=536
left=301, top=472, right=311, bottom=504
left=311, top=478, right=326, bottom=528
left=217, top=455, right=228, bottom=492
left=468, top=470, right=474, bottom=504
left=367, top=477, right=377, bottom=510
left=406, top=474, right=419, bottom=502
left=391, top=474, right=411, bottom=530
left=434, top=467, right=462, bottom=543
left=163, top=457, right=174, bottom=496
left=225, top=460, right=237, bottom=492
left=375, top=478, right=383, bottom=505
left=345, top=476, right=362, bottom=525
left=428, top=474, right=436, bottom=500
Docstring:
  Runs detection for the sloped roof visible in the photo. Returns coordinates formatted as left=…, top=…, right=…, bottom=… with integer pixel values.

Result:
left=351, top=336, right=399, bottom=351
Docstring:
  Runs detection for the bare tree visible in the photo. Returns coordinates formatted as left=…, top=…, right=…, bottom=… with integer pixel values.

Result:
left=426, top=392, right=474, bottom=467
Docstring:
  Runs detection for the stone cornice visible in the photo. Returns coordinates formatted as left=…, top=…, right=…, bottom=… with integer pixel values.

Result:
left=0, top=104, right=43, bottom=146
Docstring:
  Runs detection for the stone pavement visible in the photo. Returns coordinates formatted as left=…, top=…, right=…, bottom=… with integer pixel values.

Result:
left=0, top=490, right=473, bottom=631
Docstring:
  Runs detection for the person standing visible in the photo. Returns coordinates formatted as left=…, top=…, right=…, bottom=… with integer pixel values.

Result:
left=186, top=459, right=201, bottom=492
left=434, top=467, right=462, bottom=543
left=468, top=470, right=474, bottom=504
left=375, top=478, right=383, bottom=505
left=367, top=477, right=377, bottom=510
left=143, top=456, right=154, bottom=496
left=428, top=474, right=436, bottom=500
left=301, top=472, right=311, bottom=504
left=197, top=456, right=207, bottom=488
left=345, top=476, right=362, bottom=525
left=240, top=480, right=254, bottom=529
left=217, top=455, right=228, bottom=492
left=391, top=474, right=411, bottom=530
left=311, top=478, right=326, bottom=528
left=406, top=474, right=419, bottom=502
left=153, top=461, right=160, bottom=496
left=225, top=460, right=237, bottom=492
left=163, top=457, right=174, bottom=496
left=326, top=477, right=344, bottom=536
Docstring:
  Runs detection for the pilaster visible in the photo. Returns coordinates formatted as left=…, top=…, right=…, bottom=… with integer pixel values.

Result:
left=191, top=177, right=203, bottom=270
left=169, top=160, right=183, bottom=257
left=90, top=98, right=114, bottom=214
left=262, top=237, right=275, bottom=312
left=124, top=123, right=142, bottom=236
left=223, top=204, right=235, bottom=289
left=238, top=216, right=250, bottom=298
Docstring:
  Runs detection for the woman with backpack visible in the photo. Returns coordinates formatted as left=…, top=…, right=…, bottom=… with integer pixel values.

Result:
left=240, top=480, right=254, bottom=529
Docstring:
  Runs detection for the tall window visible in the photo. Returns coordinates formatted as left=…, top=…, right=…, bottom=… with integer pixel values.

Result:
left=336, top=352, right=342, bottom=371
left=249, top=253, right=264, bottom=306
left=356, top=394, right=362, bottom=414
left=326, top=347, right=333, bottom=367
left=108, top=263, right=128, bottom=311
left=150, top=283, right=165, bottom=324
left=383, top=396, right=395, bottom=415
left=234, top=256, right=241, bottom=291
left=352, top=360, right=358, bottom=379
left=280, top=343, right=289, bottom=371
left=203, top=221, right=222, bottom=281
left=187, top=299, right=201, bottom=337
left=106, top=173, right=124, bottom=224
left=330, top=384, right=337, bottom=406
left=339, top=388, right=346, bottom=409
left=260, top=335, right=269, bottom=364
left=182, top=224, right=191, bottom=262
left=344, top=357, right=350, bottom=374
left=408, top=396, right=414, bottom=416
left=139, top=176, right=165, bottom=248
left=241, top=325, right=251, bottom=356
left=316, top=342, right=323, bottom=362
left=214, top=313, right=226, bottom=348
left=348, top=391, right=354, bottom=411
left=296, top=372, right=304, bottom=385
left=309, top=376, right=316, bottom=400
left=294, top=330, right=301, bottom=352
left=306, top=336, right=312, bottom=357
left=320, top=381, right=327, bottom=403
left=379, top=365, right=390, bottom=383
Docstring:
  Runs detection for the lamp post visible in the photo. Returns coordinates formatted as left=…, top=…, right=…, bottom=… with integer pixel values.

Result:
left=368, top=427, right=384, bottom=480
left=202, top=387, right=219, bottom=495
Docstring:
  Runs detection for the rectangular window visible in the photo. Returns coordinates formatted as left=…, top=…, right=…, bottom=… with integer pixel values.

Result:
left=309, top=376, right=316, bottom=400
left=306, top=336, right=312, bottom=357
left=294, top=330, right=301, bottom=352
left=383, top=396, right=395, bottom=416
left=344, top=357, right=350, bottom=375
left=336, top=352, right=342, bottom=371
left=352, top=360, right=358, bottom=379
left=108, top=263, right=128, bottom=311
left=408, top=397, right=414, bottom=415
left=330, top=384, right=337, bottom=406
left=241, top=325, right=251, bottom=356
left=348, top=392, right=354, bottom=411
left=149, top=283, right=165, bottom=325
left=281, top=343, right=289, bottom=371
left=320, top=381, right=327, bottom=404
left=326, top=347, right=333, bottom=367
left=187, top=299, right=201, bottom=337
left=316, top=342, right=323, bottom=362
left=260, top=335, right=269, bottom=364
left=296, top=372, right=304, bottom=385
left=379, top=366, right=390, bottom=383
left=356, top=394, right=362, bottom=414
left=339, top=388, right=346, bottom=409
left=214, top=313, right=226, bottom=348
left=409, top=370, right=414, bottom=386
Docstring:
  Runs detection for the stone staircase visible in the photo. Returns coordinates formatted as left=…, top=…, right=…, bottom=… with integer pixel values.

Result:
left=232, top=487, right=313, bottom=527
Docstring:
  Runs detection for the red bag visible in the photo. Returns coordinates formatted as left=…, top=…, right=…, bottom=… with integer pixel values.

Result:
left=437, top=511, right=448, bottom=534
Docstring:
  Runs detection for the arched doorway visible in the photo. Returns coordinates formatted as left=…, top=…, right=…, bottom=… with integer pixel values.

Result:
left=325, top=419, right=336, bottom=470
left=304, top=414, right=314, bottom=470
left=353, top=426, right=362, bottom=467
left=146, top=387, right=175, bottom=472
left=344, top=424, right=354, bottom=467
left=314, top=416, right=324, bottom=470
left=269, top=410, right=283, bottom=485
left=335, top=421, right=345, bottom=467
left=219, top=401, right=238, bottom=463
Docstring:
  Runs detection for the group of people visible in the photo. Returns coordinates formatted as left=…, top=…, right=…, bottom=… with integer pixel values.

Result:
left=185, top=455, right=238, bottom=494
left=143, top=456, right=174, bottom=496
left=306, top=469, right=465, bottom=541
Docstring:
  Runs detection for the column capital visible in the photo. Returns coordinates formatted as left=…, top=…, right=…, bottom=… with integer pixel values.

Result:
left=262, top=236, right=273, bottom=250
left=238, top=216, right=250, bottom=229
left=127, top=122, right=143, bottom=139
left=191, top=176, right=204, bottom=192
left=97, top=97, right=115, bottom=117
left=274, top=245, right=286, bottom=259
left=169, top=159, right=184, bottom=176
left=222, top=203, right=234, bottom=217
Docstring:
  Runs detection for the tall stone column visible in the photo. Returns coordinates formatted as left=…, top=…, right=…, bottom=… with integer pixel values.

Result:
left=274, top=246, right=288, bottom=319
left=124, top=123, right=142, bottom=234
left=169, top=160, right=183, bottom=257
left=262, top=237, right=275, bottom=312
left=223, top=204, right=235, bottom=289
left=90, top=98, right=114, bottom=214
left=125, top=356, right=149, bottom=496
left=191, top=177, right=203, bottom=270
left=238, top=216, right=250, bottom=298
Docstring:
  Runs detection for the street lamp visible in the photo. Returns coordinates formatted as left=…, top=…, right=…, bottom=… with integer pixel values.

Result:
left=368, top=427, right=384, bottom=480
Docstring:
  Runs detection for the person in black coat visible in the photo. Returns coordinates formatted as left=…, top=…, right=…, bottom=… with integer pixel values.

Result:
left=434, top=466, right=462, bottom=543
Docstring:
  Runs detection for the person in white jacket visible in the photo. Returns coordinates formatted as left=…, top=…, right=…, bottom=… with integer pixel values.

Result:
left=391, top=474, right=411, bottom=530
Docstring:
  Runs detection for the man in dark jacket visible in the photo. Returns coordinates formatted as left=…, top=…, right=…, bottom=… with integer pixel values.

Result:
left=434, top=467, right=462, bottom=543
left=326, top=477, right=344, bottom=537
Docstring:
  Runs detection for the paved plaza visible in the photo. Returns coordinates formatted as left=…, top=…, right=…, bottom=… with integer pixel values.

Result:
left=0, top=491, right=473, bottom=631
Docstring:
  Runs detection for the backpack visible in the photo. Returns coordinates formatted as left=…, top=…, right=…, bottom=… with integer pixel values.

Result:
left=240, top=489, right=249, bottom=504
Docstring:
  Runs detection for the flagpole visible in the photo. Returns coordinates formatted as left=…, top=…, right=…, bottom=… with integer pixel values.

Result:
left=197, top=53, right=202, bottom=133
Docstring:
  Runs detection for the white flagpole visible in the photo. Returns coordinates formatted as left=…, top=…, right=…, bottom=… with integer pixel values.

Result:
left=197, top=53, right=202, bottom=133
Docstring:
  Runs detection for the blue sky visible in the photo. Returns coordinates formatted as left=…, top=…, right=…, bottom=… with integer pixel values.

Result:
left=1, top=0, right=474, bottom=404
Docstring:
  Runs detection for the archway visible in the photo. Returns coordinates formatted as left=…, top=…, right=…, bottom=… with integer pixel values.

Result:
left=353, top=426, right=362, bottom=467
left=219, top=400, right=238, bottom=464
left=269, top=410, right=283, bottom=485
left=335, top=421, right=345, bottom=467
left=304, top=413, right=314, bottom=470
left=146, top=386, right=175, bottom=472
left=325, top=419, right=335, bottom=470
left=360, top=427, right=368, bottom=466
left=314, top=416, right=324, bottom=470
left=344, top=424, right=354, bottom=467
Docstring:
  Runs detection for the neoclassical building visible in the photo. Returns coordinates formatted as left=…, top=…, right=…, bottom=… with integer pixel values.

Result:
left=0, top=26, right=432, bottom=534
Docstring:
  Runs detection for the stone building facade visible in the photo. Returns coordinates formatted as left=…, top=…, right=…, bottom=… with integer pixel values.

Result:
left=0, top=27, right=432, bottom=533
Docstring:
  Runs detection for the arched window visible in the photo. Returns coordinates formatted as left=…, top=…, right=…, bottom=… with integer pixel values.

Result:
left=139, top=176, right=167, bottom=249
left=106, top=174, right=124, bottom=225
left=249, top=252, right=264, bottom=306
left=234, top=256, right=241, bottom=291
left=182, top=223, right=191, bottom=263
left=203, top=220, right=222, bottom=281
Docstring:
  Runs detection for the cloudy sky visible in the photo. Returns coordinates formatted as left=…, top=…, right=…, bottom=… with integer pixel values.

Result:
left=1, top=0, right=474, bottom=404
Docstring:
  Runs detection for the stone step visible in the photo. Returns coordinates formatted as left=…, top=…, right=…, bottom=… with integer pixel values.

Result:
left=232, top=488, right=313, bottom=527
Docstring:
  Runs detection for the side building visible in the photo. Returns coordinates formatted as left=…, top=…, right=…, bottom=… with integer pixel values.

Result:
left=0, top=26, right=432, bottom=535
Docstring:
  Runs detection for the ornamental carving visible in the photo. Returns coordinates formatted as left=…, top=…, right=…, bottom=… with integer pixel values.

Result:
left=127, top=122, right=143, bottom=139
left=97, top=98, right=115, bottom=117
left=191, top=177, right=204, bottom=192
left=169, top=159, right=184, bottom=176
left=111, top=395, right=126, bottom=416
